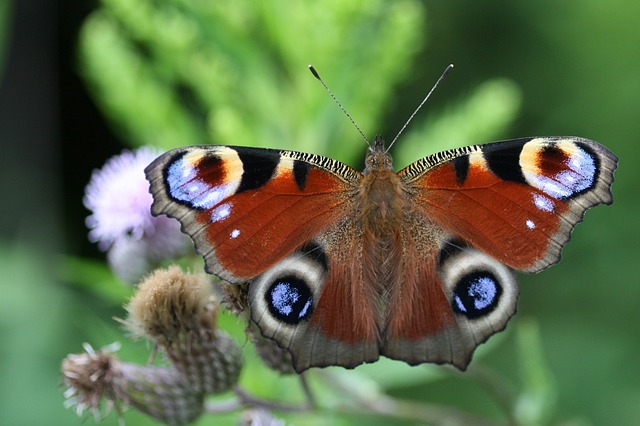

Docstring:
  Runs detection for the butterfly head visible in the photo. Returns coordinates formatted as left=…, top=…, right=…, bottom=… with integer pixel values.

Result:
left=365, top=135, right=394, bottom=174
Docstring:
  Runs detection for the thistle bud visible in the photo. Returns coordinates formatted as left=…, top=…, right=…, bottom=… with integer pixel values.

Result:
left=126, top=266, right=243, bottom=393
left=63, top=266, right=246, bottom=424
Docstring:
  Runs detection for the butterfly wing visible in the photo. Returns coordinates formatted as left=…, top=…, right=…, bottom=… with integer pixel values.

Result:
left=145, top=145, right=357, bottom=281
left=381, top=137, right=617, bottom=369
left=247, top=219, right=382, bottom=371
left=146, top=145, right=381, bottom=371
left=399, top=137, right=618, bottom=273
left=382, top=237, right=519, bottom=369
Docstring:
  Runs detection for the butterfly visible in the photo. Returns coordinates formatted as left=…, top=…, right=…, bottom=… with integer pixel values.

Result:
left=145, top=134, right=617, bottom=373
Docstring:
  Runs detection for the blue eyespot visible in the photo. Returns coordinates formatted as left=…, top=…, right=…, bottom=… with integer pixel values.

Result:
left=266, top=276, right=313, bottom=324
left=452, top=271, right=502, bottom=319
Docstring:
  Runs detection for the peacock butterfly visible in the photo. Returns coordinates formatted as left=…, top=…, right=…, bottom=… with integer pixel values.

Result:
left=145, top=78, right=617, bottom=373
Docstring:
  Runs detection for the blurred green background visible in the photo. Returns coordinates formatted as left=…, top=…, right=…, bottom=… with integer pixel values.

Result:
left=1, top=0, right=638, bottom=425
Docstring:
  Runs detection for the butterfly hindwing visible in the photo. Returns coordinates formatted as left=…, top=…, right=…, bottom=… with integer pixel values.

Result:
left=382, top=238, right=519, bottom=369
left=248, top=231, right=381, bottom=371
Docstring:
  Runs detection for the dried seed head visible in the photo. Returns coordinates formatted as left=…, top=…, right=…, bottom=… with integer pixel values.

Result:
left=62, top=343, right=120, bottom=419
left=62, top=343, right=205, bottom=425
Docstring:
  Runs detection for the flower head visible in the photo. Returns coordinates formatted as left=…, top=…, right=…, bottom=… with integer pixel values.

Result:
left=84, top=147, right=189, bottom=282
left=85, top=147, right=161, bottom=248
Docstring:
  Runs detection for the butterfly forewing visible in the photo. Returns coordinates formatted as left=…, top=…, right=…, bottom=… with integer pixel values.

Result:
left=146, top=145, right=358, bottom=282
left=400, top=137, right=617, bottom=273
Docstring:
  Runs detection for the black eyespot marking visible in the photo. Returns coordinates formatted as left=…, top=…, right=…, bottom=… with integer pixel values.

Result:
left=452, top=271, right=502, bottom=319
left=293, top=160, right=310, bottom=191
left=453, top=155, right=470, bottom=184
left=484, top=143, right=527, bottom=185
left=236, top=148, right=279, bottom=193
left=266, top=275, right=314, bottom=325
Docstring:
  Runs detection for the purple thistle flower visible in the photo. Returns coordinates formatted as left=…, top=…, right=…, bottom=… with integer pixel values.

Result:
left=84, top=147, right=160, bottom=249
left=84, top=147, right=189, bottom=282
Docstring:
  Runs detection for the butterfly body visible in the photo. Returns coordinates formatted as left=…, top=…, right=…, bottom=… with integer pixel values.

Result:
left=146, top=136, right=617, bottom=372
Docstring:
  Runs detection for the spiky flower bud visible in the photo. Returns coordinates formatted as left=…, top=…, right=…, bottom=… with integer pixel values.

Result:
left=126, top=265, right=243, bottom=393
left=114, top=363, right=203, bottom=424
left=63, top=266, right=244, bottom=424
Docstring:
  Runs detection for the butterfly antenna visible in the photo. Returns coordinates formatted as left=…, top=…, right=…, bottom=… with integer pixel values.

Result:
left=309, top=65, right=370, bottom=146
left=386, top=64, right=454, bottom=153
